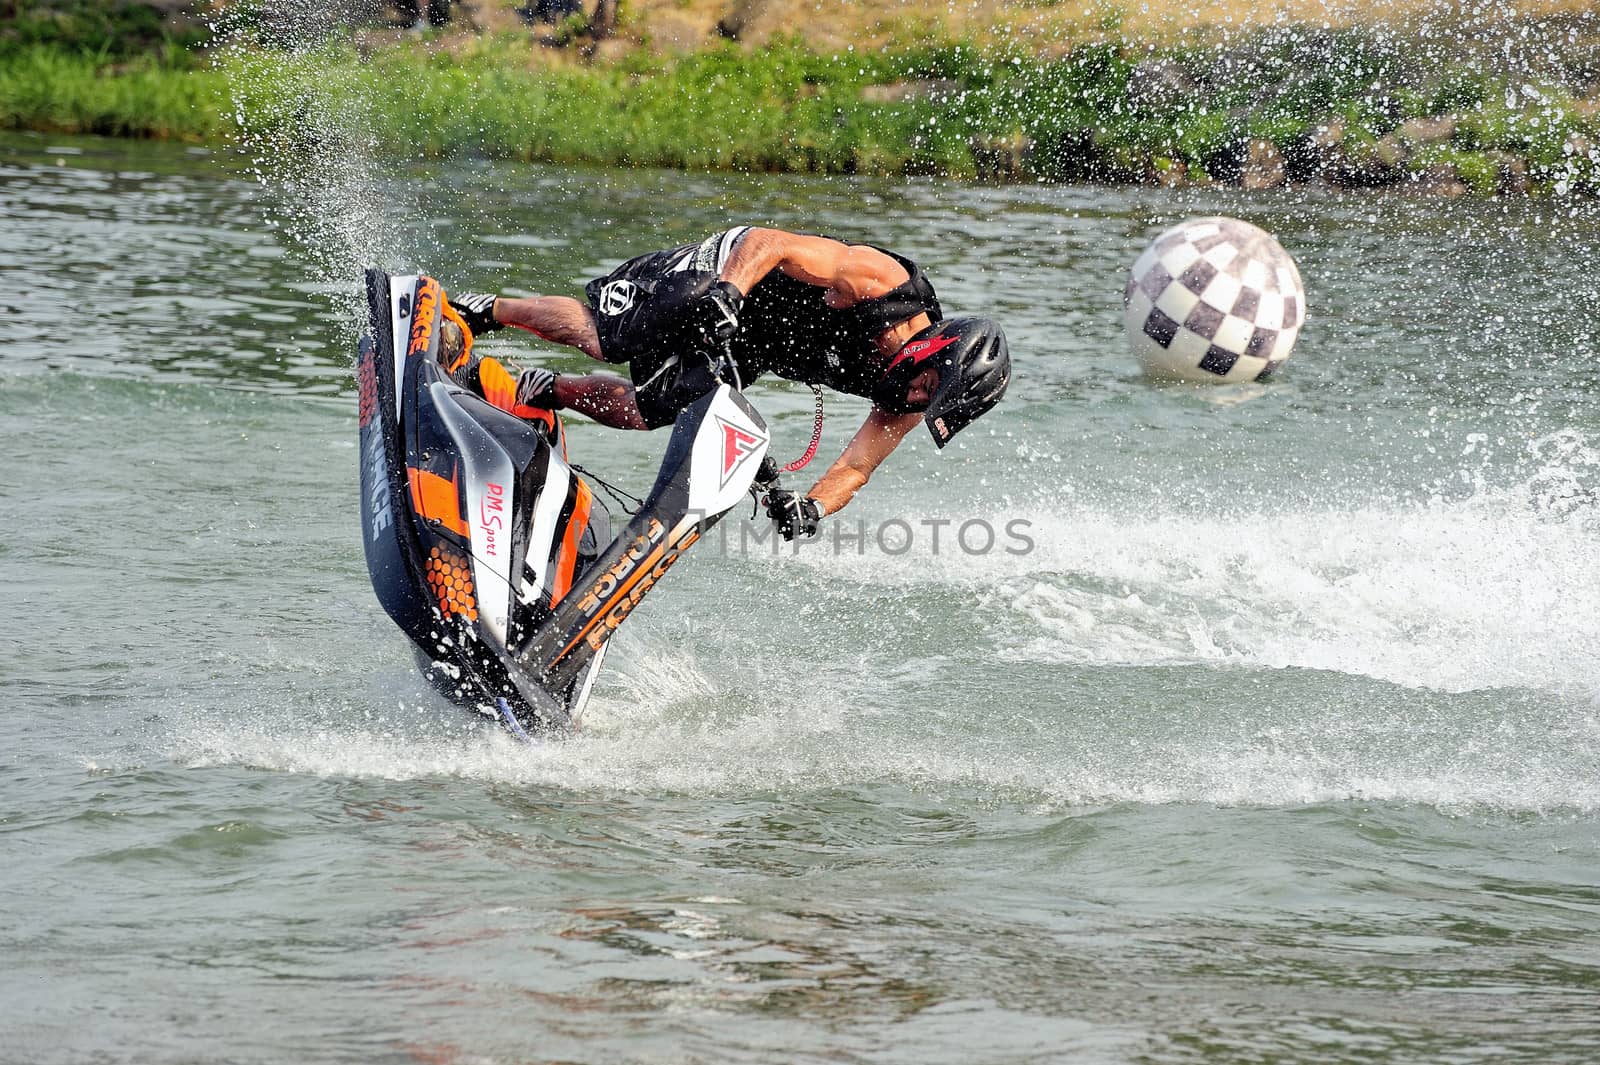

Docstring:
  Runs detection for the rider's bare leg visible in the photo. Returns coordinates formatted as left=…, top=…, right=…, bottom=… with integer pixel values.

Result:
left=493, top=295, right=603, bottom=361
left=554, top=373, right=649, bottom=431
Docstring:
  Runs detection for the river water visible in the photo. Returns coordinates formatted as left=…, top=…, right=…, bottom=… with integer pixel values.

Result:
left=4, top=130, right=1599, bottom=1063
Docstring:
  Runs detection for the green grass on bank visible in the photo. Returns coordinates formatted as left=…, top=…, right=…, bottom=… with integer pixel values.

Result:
left=0, top=46, right=231, bottom=139
left=361, top=41, right=970, bottom=175
left=4, top=27, right=1599, bottom=196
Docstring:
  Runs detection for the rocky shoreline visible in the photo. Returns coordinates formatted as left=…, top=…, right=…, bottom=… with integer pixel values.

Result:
left=967, top=110, right=1580, bottom=197
left=926, top=29, right=1600, bottom=198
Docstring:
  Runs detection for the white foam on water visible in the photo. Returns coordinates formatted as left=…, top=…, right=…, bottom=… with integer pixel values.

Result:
left=161, top=432, right=1600, bottom=814
left=999, top=498, right=1599, bottom=695
left=168, top=688, right=1600, bottom=814
left=160, top=622, right=1600, bottom=816
left=789, top=448, right=1600, bottom=699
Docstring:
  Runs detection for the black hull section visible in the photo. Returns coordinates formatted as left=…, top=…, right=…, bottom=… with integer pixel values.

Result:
left=357, top=311, right=435, bottom=653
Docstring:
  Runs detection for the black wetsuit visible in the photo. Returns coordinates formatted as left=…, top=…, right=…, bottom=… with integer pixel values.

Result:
left=583, top=227, right=943, bottom=427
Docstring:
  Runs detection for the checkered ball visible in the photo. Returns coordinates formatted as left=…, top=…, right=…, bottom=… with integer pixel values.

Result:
left=1123, top=217, right=1306, bottom=383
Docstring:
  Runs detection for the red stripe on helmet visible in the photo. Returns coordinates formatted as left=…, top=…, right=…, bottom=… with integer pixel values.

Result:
left=883, top=331, right=961, bottom=376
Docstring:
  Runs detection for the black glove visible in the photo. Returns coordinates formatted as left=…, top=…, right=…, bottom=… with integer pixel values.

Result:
left=514, top=366, right=564, bottom=410
left=690, top=280, right=744, bottom=349
left=449, top=291, right=502, bottom=336
left=765, top=488, right=822, bottom=541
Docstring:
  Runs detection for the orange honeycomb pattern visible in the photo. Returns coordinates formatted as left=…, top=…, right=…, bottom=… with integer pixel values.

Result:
left=425, top=546, right=478, bottom=622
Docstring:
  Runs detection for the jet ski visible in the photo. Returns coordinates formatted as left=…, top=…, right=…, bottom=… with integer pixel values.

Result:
left=356, top=269, right=773, bottom=737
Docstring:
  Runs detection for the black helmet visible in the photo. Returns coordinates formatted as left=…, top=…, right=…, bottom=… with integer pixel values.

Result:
left=871, top=316, right=1010, bottom=448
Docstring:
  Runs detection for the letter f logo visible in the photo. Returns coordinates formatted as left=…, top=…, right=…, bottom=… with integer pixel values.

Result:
left=717, top=417, right=764, bottom=489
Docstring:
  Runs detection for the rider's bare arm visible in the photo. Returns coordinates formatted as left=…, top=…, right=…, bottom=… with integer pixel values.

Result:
left=555, top=373, right=650, bottom=431
left=723, top=229, right=934, bottom=516
left=806, top=406, right=925, bottom=516
left=494, top=295, right=603, bottom=360
left=719, top=229, right=910, bottom=308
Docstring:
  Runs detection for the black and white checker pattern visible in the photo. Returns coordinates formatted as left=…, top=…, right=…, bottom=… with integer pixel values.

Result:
left=1123, top=217, right=1305, bottom=383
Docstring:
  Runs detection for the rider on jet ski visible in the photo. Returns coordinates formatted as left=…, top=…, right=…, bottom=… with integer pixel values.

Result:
left=443, top=226, right=1011, bottom=539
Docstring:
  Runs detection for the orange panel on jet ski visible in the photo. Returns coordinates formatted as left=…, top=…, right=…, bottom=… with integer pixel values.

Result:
left=407, top=467, right=470, bottom=539
left=549, top=479, right=593, bottom=607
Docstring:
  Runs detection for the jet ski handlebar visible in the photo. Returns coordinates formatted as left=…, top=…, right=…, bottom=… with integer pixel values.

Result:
left=753, top=455, right=783, bottom=495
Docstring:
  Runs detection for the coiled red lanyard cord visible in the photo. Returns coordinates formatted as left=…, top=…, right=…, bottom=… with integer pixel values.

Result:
left=781, top=385, right=825, bottom=472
